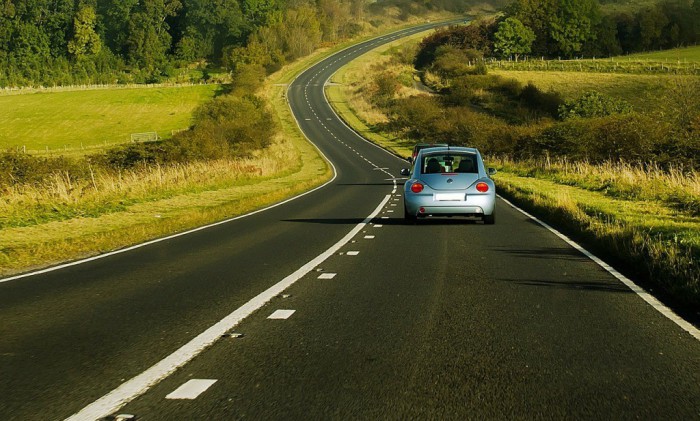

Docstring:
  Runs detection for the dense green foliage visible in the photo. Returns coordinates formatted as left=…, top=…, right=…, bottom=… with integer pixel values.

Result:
left=389, top=36, right=700, bottom=169
left=415, top=0, right=700, bottom=62
left=493, top=17, right=535, bottom=60
left=0, top=0, right=485, bottom=87
left=558, top=91, right=633, bottom=119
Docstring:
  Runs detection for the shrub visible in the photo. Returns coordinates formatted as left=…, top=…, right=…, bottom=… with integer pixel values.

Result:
left=519, top=83, right=564, bottom=117
left=559, top=91, right=633, bottom=120
left=584, top=114, right=670, bottom=163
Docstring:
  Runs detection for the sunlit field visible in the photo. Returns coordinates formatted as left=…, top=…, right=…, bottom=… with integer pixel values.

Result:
left=0, top=85, right=219, bottom=155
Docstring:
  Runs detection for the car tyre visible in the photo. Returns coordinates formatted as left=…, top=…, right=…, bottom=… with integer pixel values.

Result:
left=404, top=205, right=417, bottom=223
left=483, top=212, right=495, bottom=225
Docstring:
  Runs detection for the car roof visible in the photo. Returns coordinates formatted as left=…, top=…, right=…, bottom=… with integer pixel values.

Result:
left=418, top=146, right=478, bottom=155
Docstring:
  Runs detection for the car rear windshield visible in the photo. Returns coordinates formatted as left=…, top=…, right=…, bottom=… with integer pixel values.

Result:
left=421, top=153, right=477, bottom=174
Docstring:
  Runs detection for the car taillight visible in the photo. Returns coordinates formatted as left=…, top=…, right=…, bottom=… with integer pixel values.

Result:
left=411, top=182, right=424, bottom=193
left=476, top=182, right=489, bottom=192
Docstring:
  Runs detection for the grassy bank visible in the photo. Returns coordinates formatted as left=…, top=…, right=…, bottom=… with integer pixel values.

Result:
left=0, top=60, right=334, bottom=277
left=0, top=17, right=468, bottom=277
left=0, top=85, right=219, bottom=155
left=325, top=32, right=700, bottom=311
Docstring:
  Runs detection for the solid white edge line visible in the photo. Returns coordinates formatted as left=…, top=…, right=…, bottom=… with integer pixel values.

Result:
left=1, top=170, right=337, bottom=285
left=320, top=30, right=700, bottom=342
left=498, top=195, right=700, bottom=341
left=65, top=194, right=391, bottom=421
left=0, top=61, right=345, bottom=286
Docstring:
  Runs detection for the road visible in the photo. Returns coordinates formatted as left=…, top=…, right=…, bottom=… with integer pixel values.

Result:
left=1, top=22, right=699, bottom=421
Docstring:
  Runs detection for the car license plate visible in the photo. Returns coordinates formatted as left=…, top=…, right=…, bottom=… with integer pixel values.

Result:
left=434, top=193, right=464, bottom=201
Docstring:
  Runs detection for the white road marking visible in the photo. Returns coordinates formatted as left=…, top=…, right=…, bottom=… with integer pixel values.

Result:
left=64, top=195, right=391, bottom=420
left=165, top=379, right=217, bottom=400
left=499, top=195, right=700, bottom=341
left=346, top=251, right=360, bottom=256
left=268, top=309, right=296, bottom=319
left=374, top=225, right=383, bottom=228
left=364, top=235, right=375, bottom=239
left=318, top=273, right=337, bottom=279
left=2, top=117, right=342, bottom=286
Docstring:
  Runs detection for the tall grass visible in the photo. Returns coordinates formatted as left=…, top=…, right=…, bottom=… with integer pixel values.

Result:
left=326, top=31, right=700, bottom=310
left=0, top=141, right=298, bottom=230
left=492, top=157, right=700, bottom=215
left=495, top=172, right=699, bottom=308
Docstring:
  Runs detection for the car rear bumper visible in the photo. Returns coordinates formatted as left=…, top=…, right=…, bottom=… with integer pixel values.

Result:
left=405, top=193, right=495, bottom=216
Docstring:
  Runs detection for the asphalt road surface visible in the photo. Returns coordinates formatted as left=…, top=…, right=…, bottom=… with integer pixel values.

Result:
left=1, top=22, right=699, bottom=421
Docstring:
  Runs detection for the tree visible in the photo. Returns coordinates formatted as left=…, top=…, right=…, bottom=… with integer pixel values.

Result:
left=174, top=0, right=245, bottom=62
left=512, top=0, right=601, bottom=57
left=637, top=6, right=668, bottom=50
left=550, top=0, right=600, bottom=57
left=280, top=6, right=321, bottom=60
left=125, top=0, right=182, bottom=71
left=68, top=6, right=102, bottom=60
left=99, top=0, right=139, bottom=55
left=493, top=17, right=535, bottom=61
left=511, top=0, right=558, bottom=56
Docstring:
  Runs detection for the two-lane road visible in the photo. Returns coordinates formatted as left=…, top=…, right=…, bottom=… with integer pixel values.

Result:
left=1, top=21, right=699, bottom=420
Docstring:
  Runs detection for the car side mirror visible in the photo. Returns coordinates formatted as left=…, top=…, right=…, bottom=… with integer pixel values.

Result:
left=400, top=168, right=411, bottom=176
left=488, top=168, right=497, bottom=176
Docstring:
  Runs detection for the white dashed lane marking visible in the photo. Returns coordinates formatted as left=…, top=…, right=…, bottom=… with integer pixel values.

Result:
left=165, top=379, right=217, bottom=400
left=346, top=251, right=360, bottom=256
left=364, top=235, right=375, bottom=239
left=268, top=310, right=296, bottom=319
left=318, top=273, right=337, bottom=279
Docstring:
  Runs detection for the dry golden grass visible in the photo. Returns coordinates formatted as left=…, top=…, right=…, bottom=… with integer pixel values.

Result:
left=327, top=30, right=700, bottom=308
left=495, top=171, right=699, bottom=306
left=0, top=137, right=331, bottom=275
left=491, top=157, right=700, bottom=212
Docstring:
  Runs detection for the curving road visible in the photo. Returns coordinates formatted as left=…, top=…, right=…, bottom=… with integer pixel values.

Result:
left=1, top=22, right=699, bottom=420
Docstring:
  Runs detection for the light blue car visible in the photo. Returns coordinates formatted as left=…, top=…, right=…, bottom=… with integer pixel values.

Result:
left=400, top=146, right=497, bottom=224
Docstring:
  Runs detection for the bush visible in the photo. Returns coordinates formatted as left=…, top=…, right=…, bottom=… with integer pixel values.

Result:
left=559, top=91, right=633, bottom=120
left=581, top=114, right=668, bottom=163
left=519, top=83, right=564, bottom=117
left=0, top=152, right=87, bottom=187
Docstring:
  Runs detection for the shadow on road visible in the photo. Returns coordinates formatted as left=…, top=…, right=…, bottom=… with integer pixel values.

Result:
left=282, top=217, right=485, bottom=226
left=497, top=278, right=633, bottom=293
left=491, top=246, right=589, bottom=262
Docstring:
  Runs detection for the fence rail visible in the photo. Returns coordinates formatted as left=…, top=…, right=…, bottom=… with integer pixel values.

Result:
left=486, top=57, right=700, bottom=75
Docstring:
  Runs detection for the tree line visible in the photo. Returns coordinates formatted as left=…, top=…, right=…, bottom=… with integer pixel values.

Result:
left=416, top=0, right=700, bottom=62
left=0, top=0, right=487, bottom=88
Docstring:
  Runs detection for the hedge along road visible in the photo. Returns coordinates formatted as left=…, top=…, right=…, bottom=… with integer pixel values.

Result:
left=1, top=20, right=699, bottom=421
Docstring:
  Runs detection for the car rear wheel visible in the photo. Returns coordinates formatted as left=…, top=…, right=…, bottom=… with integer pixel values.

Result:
left=483, top=212, right=495, bottom=225
left=404, top=204, right=417, bottom=222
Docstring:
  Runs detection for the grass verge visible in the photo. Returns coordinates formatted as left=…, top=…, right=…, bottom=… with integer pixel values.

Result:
left=0, top=67, right=333, bottom=277
left=0, top=17, right=467, bottom=277
left=325, top=31, right=700, bottom=314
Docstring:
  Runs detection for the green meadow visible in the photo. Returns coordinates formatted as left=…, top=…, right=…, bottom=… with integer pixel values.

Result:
left=623, top=45, right=700, bottom=61
left=0, top=84, right=219, bottom=154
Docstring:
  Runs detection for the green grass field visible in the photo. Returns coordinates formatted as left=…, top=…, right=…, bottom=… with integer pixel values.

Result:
left=490, top=70, right=687, bottom=111
left=0, top=85, right=219, bottom=154
left=622, top=45, right=700, bottom=61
